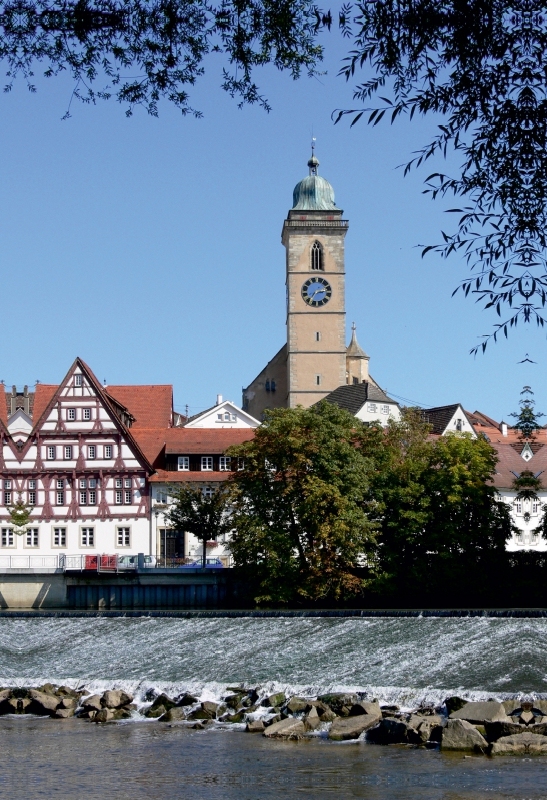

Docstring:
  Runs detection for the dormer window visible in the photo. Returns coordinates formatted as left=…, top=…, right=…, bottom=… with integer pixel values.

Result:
left=311, top=241, right=324, bottom=271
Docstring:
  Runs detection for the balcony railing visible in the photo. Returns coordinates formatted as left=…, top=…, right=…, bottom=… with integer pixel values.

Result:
left=0, top=555, right=61, bottom=569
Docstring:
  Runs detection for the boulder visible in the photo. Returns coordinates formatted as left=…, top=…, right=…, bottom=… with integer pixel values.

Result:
left=263, top=717, right=306, bottom=739
left=159, top=707, right=187, bottom=722
left=82, top=694, right=103, bottom=711
left=444, top=696, right=467, bottom=715
left=112, top=708, right=132, bottom=720
left=318, top=693, right=359, bottom=717
left=330, top=714, right=381, bottom=741
left=406, top=717, right=433, bottom=745
left=285, top=697, right=309, bottom=714
left=95, top=708, right=114, bottom=723
left=491, top=732, right=547, bottom=755
left=319, top=708, right=337, bottom=723
left=145, top=704, right=166, bottom=719
left=449, top=701, right=509, bottom=725
left=54, top=708, right=75, bottom=719
left=441, top=719, right=488, bottom=751
left=502, top=700, right=520, bottom=716
left=27, top=689, right=60, bottom=716
left=57, top=686, right=80, bottom=699
left=148, top=693, right=176, bottom=713
left=367, top=718, right=412, bottom=745
left=263, top=692, right=286, bottom=709
left=177, top=692, right=198, bottom=706
left=59, top=697, right=77, bottom=709
left=201, top=701, right=219, bottom=718
left=101, top=690, right=133, bottom=709
left=219, top=711, right=246, bottom=723
left=0, top=689, right=12, bottom=715
left=348, top=701, right=381, bottom=720
left=246, top=719, right=265, bottom=733
left=304, top=707, right=321, bottom=731
left=38, top=683, right=58, bottom=696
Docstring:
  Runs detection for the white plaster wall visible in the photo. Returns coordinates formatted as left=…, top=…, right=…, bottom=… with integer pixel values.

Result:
left=355, top=402, right=401, bottom=426
left=499, top=490, right=547, bottom=551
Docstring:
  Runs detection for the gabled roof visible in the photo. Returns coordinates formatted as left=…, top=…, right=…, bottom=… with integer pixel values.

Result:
left=106, top=385, right=173, bottom=429
left=164, top=428, right=254, bottom=454
left=321, top=382, right=397, bottom=416
left=185, top=399, right=260, bottom=429
left=30, top=358, right=155, bottom=473
left=421, top=404, right=474, bottom=436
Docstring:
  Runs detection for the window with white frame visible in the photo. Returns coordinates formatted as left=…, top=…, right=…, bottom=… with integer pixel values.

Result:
left=156, top=489, right=168, bottom=504
left=201, top=457, right=213, bottom=471
left=124, top=478, right=131, bottom=488
left=80, top=479, right=87, bottom=489
left=3, top=480, right=10, bottom=489
left=74, top=375, right=83, bottom=387
left=26, top=528, right=38, bottom=547
left=28, top=491, right=36, bottom=505
left=89, top=490, right=97, bottom=505
left=514, top=499, right=523, bottom=514
left=1, top=528, right=14, bottom=547
left=47, top=446, right=56, bottom=460
left=178, top=457, right=189, bottom=471
left=104, top=445, right=113, bottom=459
left=202, top=486, right=214, bottom=499
left=237, top=458, right=245, bottom=471
left=81, top=527, right=94, bottom=547
left=57, top=491, right=64, bottom=506
left=310, top=240, right=324, bottom=271
left=4, top=491, right=11, bottom=505
left=367, top=403, right=377, bottom=413
left=533, top=499, right=540, bottom=514
left=455, top=418, right=463, bottom=431
left=64, top=446, right=73, bottom=460
left=88, top=445, right=96, bottom=459
left=89, top=478, right=97, bottom=489
left=29, top=480, right=35, bottom=490
left=381, top=405, right=390, bottom=414
left=117, top=527, right=130, bottom=547
left=80, top=491, right=87, bottom=505
left=219, top=456, right=231, bottom=471
left=57, top=479, right=64, bottom=489
left=83, top=408, right=91, bottom=421
left=53, top=527, right=67, bottom=547
left=124, top=490, right=132, bottom=504
left=115, top=478, right=122, bottom=488
left=115, top=490, right=123, bottom=504
left=67, top=408, right=76, bottom=421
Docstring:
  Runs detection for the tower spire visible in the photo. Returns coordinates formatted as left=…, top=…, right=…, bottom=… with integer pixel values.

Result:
left=308, top=137, right=319, bottom=176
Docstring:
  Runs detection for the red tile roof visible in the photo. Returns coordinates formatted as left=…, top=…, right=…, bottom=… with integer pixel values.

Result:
left=106, top=385, right=173, bottom=429
left=149, top=470, right=230, bottom=483
left=130, top=429, right=167, bottom=468
left=163, top=428, right=254, bottom=454
left=32, top=385, right=58, bottom=424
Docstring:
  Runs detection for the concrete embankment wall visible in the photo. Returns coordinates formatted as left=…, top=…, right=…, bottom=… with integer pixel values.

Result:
left=0, top=570, right=230, bottom=609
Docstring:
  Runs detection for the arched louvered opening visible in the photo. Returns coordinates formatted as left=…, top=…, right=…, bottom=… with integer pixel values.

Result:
left=311, top=240, right=324, bottom=271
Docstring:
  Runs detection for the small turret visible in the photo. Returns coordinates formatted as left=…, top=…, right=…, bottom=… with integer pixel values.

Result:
left=346, top=323, right=370, bottom=384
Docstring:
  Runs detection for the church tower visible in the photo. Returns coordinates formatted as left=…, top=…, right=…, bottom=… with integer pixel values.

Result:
left=242, top=149, right=349, bottom=419
left=283, top=149, right=348, bottom=407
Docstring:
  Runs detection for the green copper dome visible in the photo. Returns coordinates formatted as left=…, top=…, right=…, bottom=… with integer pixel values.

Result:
left=292, top=152, right=340, bottom=211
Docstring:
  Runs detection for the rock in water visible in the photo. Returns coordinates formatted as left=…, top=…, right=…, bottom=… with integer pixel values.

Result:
left=366, top=718, right=412, bottom=745
left=101, top=690, right=133, bottom=709
left=491, top=733, right=547, bottom=754
left=81, top=694, right=102, bottom=711
left=177, top=692, right=198, bottom=707
left=246, top=720, right=265, bottom=733
left=159, top=707, right=187, bottom=722
left=304, top=707, right=321, bottom=731
left=329, top=715, right=382, bottom=741
left=263, top=718, right=306, bottom=739
left=94, top=708, right=114, bottom=723
left=263, top=692, right=286, bottom=709
left=449, top=701, right=510, bottom=724
left=285, top=697, right=309, bottom=714
left=27, top=690, right=61, bottom=716
left=444, top=696, right=467, bottom=715
left=441, top=719, right=488, bottom=751
left=318, top=694, right=359, bottom=717
left=348, top=702, right=381, bottom=720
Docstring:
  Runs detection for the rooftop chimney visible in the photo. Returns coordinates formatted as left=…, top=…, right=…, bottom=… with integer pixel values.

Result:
left=501, top=421, right=508, bottom=437
left=216, top=394, right=223, bottom=406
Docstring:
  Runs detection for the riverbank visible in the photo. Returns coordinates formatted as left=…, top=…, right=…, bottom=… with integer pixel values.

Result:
left=3, top=608, right=547, bottom=617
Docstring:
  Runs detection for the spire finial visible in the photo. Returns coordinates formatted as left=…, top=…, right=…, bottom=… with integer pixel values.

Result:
left=308, top=137, right=319, bottom=176
left=352, top=321, right=356, bottom=334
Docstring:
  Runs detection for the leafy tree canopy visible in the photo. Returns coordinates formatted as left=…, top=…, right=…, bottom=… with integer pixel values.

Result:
left=227, top=401, right=378, bottom=605
left=360, top=409, right=513, bottom=595
left=336, top=0, right=547, bottom=352
left=164, top=483, right=232, bottom=567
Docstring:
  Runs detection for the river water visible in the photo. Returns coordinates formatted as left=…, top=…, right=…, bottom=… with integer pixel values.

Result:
left=4, top=616, right=547, bottom=798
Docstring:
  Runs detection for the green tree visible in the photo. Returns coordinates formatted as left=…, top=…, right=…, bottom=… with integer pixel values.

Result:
left=6, top=494, right=34, bottom=536
left=363, top=410, right=513, bottom=599
left=164, top=483, right=232, bottom=568
left=228, top=401, right=378, bottom=605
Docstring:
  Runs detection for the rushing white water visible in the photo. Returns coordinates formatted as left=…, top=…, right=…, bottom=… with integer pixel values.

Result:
left=1, top=616, right=545, bottom=710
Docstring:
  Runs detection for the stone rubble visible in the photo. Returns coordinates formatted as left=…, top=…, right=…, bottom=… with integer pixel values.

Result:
left=1, top=685, right=547, bottom=754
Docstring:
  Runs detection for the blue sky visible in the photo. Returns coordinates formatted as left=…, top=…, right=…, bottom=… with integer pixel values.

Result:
left=0, top=26, right=543, bottom=422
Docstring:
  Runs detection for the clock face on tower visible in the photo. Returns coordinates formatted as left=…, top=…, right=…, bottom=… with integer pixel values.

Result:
left=301, top=277, right=332, bottom=307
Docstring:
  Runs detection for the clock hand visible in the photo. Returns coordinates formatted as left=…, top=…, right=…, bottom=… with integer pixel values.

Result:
left=310, top=287, right=326, bottom=299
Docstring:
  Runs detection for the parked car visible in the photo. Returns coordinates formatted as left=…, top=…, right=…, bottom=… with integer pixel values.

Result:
left=180, top=558, right=224, bottom=568
left=117, top=555, right=156, bottom=569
